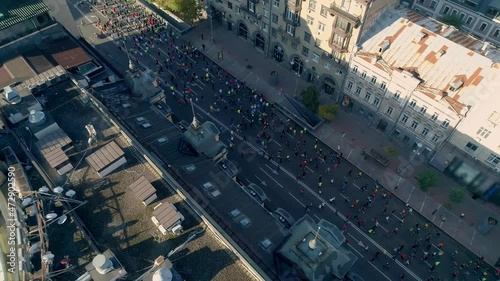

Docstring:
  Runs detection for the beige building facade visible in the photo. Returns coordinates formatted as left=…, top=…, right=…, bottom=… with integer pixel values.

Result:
left=341, top=8, right=500, bottom=155
left=209, top=0, right=397, bottom=95
left=342, top=7, right=500, bottom=197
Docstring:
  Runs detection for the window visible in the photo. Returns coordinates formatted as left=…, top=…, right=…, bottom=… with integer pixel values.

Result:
left=361, top=71, right=367, bottom=79
left=273, top=0, right=280, bottom=7
left=352, top=65, right=358, bottom=74
left=431, top=134, right=439, bottom=143
left=401, top=115, right=409, bottom=123
left=443, top=6, right=450, bottom=14
left=386, top=107, right=393, bottom=116
left=312, top=53, right=320, bottom=63
left=370, top=76, right=377, bottom=84
left=451, top=10, right=457, bottom=16
left=393, top=91, right=401, bottom=100
left=291, top=41, right=298, bottom=49
left=494, top=29, right=500, bottom=38
left=336, top=20, right=348, bottom=31
left=263, top=23, right=269, bottom=32
left=286, top=8, right=298, bottom=22
left=281, top=35, right=288, bottom=44
left=318, top=22, right=325, bottom=32
left=418, top=0, right=423, bottom=4
left=431, top=113, right=439, bottom=121
left=228, top=2, right=233, bottom=8
left=248, top=1, right=255, bottom=12
left=332, top=34, right=344, bottom=46
left=411, top=121, right=419, bottom=129
left=263, top=9, right=269, bottom=18
left=314, top=38, right=322, bottom=47
left=460, top=13, right=465, bottom=20
left=380, top=82, right=387, bottom=90
left=335, top=69, right=343, bottom=76
left=373, top=97, right=380, bottom=106
left=355, top=86, right=361, bottom=95
left=302, top=46, right=309, bottom=56
left=465, top=142, right=478, bottom=152
left=466, top=16, right=473, bottom=25
left=347, top=81, right=353, bottom=90
left=304, top=32, right=311, bottom=43
left=422, top=128, right=429, bottom=136
left=324, top=61, right=331, bottom=69
left=430, top=0, right=437, bottom=9
left=364, top=92, right=371, bottom=101
left=271, top=28, right=277, bottom=37
left=286, top=24, right=295, bottom=36
left=420, top=106, right=427, bottom=114
left=307, top=16, right=314, bottom=25
left=441, top=119, right=450, bottom=128
left=486, top=154, right=500, bottom=165
left=479, top=23, right=487, bottom=32
left=409, top=99, right=417, bottom=108
left=272, top=13, right=279, bottom=23
left=308, top=0, right=316, bottom=11
left=320, top=5, right=328, bottom=16
left=476, top=127, right=492, bottom=138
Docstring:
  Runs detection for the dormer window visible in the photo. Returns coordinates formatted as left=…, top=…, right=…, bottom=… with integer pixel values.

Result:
left=379, top=40, right=390, bottom=53
left=416, top=32, right=427, bottom=41
left=437, top=50, right=446, bottom=57
left=449, top=80, right=463, bottom=91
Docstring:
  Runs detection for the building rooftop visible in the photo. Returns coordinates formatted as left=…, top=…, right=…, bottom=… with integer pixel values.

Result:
left=358, top=7, right=500, bottom=113
left=128, top=176, right=157, bottom=203
left=51, top=45, right=92, bottom=69
left=85, top=141, right=125, bottom=172
left=447, top=0, right=500, bottom=16
left=0, top=56, right=37, bottom=88
left=0, top=0, right=50, bottom=31
left=275, top=215, right=357, bottom=280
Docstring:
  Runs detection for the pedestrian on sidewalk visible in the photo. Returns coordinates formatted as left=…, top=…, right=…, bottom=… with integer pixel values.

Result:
left=201, top=33, right=204, bottom=40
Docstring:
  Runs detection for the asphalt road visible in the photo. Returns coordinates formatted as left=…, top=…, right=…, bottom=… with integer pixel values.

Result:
left=63, top=1, right=495, bottom=280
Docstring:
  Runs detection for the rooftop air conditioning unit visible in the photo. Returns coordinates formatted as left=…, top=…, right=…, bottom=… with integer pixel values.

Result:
left=92, top=254, right=114, bottom=275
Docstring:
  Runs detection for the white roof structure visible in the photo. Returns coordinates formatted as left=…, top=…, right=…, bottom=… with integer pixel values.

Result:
left=358, top=8, right=500, bottom=113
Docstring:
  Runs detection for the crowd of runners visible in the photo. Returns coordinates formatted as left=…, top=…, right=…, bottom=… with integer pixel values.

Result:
left=84, top=0, right=499, bottom=280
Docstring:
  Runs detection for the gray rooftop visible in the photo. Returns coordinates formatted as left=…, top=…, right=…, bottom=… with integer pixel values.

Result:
left=128, top=176, right=157, bottom=203
left=85, top=141, right=124, bottom=172
left=276, top=215, right=357, bottom=280
left=152, top=202, right=182, bottom=230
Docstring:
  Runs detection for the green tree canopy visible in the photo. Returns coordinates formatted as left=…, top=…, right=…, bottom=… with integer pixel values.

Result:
left=156, top=0, right=201, bottom=24
left=418, top=170, right=439, bottom=191
left=449, top=188, right=465, bottom=204
left=300, top=86, right=320, bottom=112
left=318, top=104, right=340, bottom=121
left=439, top=15, right=462, bottom=28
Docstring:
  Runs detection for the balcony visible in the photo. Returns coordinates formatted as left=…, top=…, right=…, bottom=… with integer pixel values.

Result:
left=328, top=3, right=361, bottom=27
left=283, top=13, right=301, bottom=26
left=328, top=33, right=350, bottom=52
left=277, top=26, right=301, bottom=43
left=287, top=0, right=301, bottom=12
left=239, top=4, right=258, bottom=18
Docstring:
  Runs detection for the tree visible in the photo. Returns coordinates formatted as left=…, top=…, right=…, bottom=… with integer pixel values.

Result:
left=417, top=170, right=438, bottom=191
left=300, top=86, right=320, bottom=112
left=318, top=104, right=340, bottom=121
left=449, top=188, right=465, bottom=204
left=159, top=0, right=201, bottom=24
left=384, top=146, right=399, bottom=157
left=439, top=15, right=462, bottom=28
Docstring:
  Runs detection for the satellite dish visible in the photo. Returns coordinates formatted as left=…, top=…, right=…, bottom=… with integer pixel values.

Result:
left=57, top=214, right=68, bottom=225
left=39, top=186, right=49, bottom=193
left=42, top=252, right=55, bottom=263
left=152, top=268, right=173, bottom=281
left=54, top=186, right=64, bottom=194
left=22, top=197, right=34, bottom=207
left=45, top=213, right=58, bottom=220
left=65, top=190, right=76, bottom=198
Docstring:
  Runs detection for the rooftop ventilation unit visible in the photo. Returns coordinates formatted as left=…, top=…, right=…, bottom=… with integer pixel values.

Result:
left=92, top=254, right=114, bottom=275
left=28, top=110, right=46, bottom=125
left=152, top=267, right=173, bottom=281
left=379, top=41, right=390, bottom=53
left=4, top=86, right=22, bottom=104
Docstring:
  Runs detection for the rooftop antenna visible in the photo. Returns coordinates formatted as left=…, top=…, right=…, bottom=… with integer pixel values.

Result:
left=190, top=99, right=200, bottom=129
left=309, top=226, right=321, bottom=250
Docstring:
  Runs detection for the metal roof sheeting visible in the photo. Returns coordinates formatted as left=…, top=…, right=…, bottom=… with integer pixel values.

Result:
left=129, top=176, right=156, bottom=202
left=0, top=0, right=50, bottom=31
left=85, top=141, right=125, bottom=172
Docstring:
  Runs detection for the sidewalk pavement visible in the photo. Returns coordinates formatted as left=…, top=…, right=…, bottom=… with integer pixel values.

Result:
left=183, top=21, right=500, bottom=267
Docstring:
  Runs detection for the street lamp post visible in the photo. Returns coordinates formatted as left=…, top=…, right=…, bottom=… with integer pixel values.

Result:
left=206, top=0, right=215, bottom=42
left=122, top=40, right=135, bottom=71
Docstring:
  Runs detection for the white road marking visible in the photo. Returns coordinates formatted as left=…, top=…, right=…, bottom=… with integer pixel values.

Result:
left=368, top=261, right=392, bottom=281
left=288, top=192, right=305, bottom=207
left=259, top=167, right=284, bottom=188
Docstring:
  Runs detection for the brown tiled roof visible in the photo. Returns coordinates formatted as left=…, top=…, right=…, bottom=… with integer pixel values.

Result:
left=51, top=47, right=92, bottom=69
left=0, top=56, right=37, bottom=88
